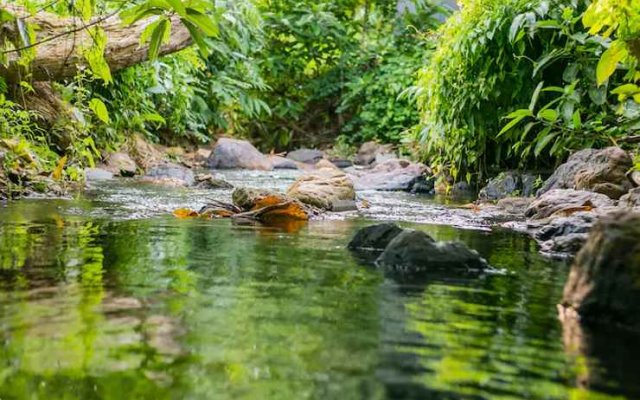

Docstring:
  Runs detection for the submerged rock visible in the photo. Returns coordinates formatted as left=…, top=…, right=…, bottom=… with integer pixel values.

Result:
left=354, top=141, right=394, bottom=166
left=377, top=229, right=489, bottom=275
left=537, top=147, right=633, bottom=199
left=348, top=223, right=404, bottom=251
left=478, top=171, right=536, bottom=200
left=104, top=152, right=137, bottom=177
left=287, top=167, right=356, bottom=210
left=525, top=189, right=614, bottom=219
left=286, top=149, right=324, bottom=164
left=143, top=162, right=195, bottom=186
left=561, top=212, right=640, bottom=330
left=208, top=138, right=273, bottom=170
left=194, top=173, right=233, bottom=189
left=351, top=159, right=427, bottom=191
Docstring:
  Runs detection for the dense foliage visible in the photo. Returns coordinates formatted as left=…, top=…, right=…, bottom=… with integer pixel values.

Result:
left=413, top=0, right=640, bottom=182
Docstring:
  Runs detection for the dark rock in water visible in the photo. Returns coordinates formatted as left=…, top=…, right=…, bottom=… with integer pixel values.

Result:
left=194, top=173, right=233, bottom=189
left=330, top=159, right=353, bottom=169
left=286, top=149, right=324, bottom=164
left=561, top=212, right=640, bottom=330
left=331, top=199, right=358, bottom=212
left=354, top=141, right=394, bottom=166
left=351, top=159, right=427, bottom=191
left=269, top=155, right=299, bottom=170
left=540, top=233, right=588, bottom=255
left=451, top=181, right=472, bottom=195
left=537, top=147, right=633, bottom=199
left=144, top=162, right=195, bottom=186
left=525, top=189, right=614, bottom=219
left=104, top=152, right=137, bottom=177
left=208, top=138, right=273, bottom=170
left=377, top=229, right=489, bottom=275
left=85, top=168, right=114, bottom=182
left=478, top=171, right=536, bottom=200
left=410, top=176, right=435, bottom=194
left=348, top=223, right=404, bottom=251
left=619, top=187, right=640, bottom=208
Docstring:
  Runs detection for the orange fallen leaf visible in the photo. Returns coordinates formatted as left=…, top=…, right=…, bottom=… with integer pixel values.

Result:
left=200, top=208, right=235, bottom=219
left=251, top=194, right=291, bottom=210
left=173, top=208, right=199, bottom=218
left=258, top=201, right=309, bottom=222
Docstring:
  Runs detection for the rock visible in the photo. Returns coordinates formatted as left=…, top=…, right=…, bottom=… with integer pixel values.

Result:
left=619, top=187, right=640, bottom=208
left=451, top=181, right=472, bottom=196
left=351, top=159, right=428, bottom=191
left=329, top=159, right=353, bottom=169
left=314, top=159, right=340, bottom=170
left=194, top=173, right=233, bottom=189
left=166, top=146, right=185, bottom=158
left=286, top=149, right=324, bottom=164
left=286, top=167, right=356, bottom=210
left=195, top=148, right=211, bottom=163
left=537, top=147, right=633, bottom=199
left=534, top=213, right=596, bottom=242
left=628, top=170, right=640, bottom=187
left=348, top=223, right=404, bottom=251
left=143, top=162, right=195, bottom=186
left=128, top=134, right=164, bottom=169
left=374, top=152, right=397, bottom=165
left=331, top=200, right=358, bottom=212
left=525, top=189, right=615, bottom=219
left=478, top=171, right=536, bottom=200
left=208, top=138, right=273, bottom=170
left=104, top=152, right=137, bottom=177
left=540, top=233, right=589, bottom=255
left=377, top=230, right=489, bottom=275
left=232, top=187, right=289, bottom=211
left=561, top=212, right=640, bottom=330
left=410, top=176, right=435, bottom=194
left=496, top=197, right=533, bottom=214
left=84, top=168, right=114, bottom=182
left=354, top=141, right=394, bottom=166
left=269, top=155, right=299, bottom=170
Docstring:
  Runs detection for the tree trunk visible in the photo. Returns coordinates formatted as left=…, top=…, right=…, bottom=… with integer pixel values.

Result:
left=1, top=5, right=192, bottom=83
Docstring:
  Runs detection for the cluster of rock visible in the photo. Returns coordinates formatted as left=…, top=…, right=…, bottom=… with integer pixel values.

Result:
left=347, top=223, right=490, bottom=280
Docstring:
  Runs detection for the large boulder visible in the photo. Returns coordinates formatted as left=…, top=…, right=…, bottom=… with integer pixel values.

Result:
left=354, top=141, right=394, bottom=166
left=478, top=171, right=536, bottom=200
left=128, top=134, right=165, bottom=170
left=537, top=147, right=633, bottom=199
left=103, top=152, right=137, bottom=177
left=286, top=167, right=356, bottom=210
left=286, top=149, right=324, bottom=164
left=561, top=212, right=640, bottom=330
left=619, top=187, right=640, bottom=208
left=377, top=229, right=489, bottom=275
left=525, top=189, right=615, bottom=219
left=143, top=162, right=195, bottom=186
left=207, top=138, right=273, bottom=170
left=351, top=159, right=428, bottom=191
left=348, top=223, right=404, bottom=251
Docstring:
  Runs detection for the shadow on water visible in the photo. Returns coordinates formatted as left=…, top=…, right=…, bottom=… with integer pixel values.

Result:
left=0, top=192, right=638, bottom=399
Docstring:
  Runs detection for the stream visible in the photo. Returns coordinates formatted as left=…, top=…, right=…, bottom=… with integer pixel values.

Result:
left=0, top=170, right=638, bottom=399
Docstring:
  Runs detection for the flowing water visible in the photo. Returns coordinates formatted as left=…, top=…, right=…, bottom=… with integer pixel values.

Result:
left=0, top=171, right=638, bottom=399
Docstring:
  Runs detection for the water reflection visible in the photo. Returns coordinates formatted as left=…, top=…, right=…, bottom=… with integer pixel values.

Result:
left=0, top=198, right=638, bottom=399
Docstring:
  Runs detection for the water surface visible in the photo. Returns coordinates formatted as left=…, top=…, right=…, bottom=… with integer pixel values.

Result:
left=0, top=172, right=638, bottom=399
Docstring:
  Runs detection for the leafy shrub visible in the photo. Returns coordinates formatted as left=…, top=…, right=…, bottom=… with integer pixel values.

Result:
left=412, top=0, right=639, bottom=182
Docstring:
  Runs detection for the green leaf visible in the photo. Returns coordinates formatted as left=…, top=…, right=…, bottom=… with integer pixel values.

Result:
left=597, top=40, right=627, bottom=86
left=537, top=109, right=558, bottom=122
left=534, top=127, right=556, bottom=157
left=147, top=18, right=170, bottom=60
left=184, top=8, right=218, bottom=37
left=83, top=27, right=112, bottom=84
left=181, top=19, right=210, bottom=56
left=529, top=81, right=544, bottom=112
left=498, top=109, right=532, bottom=136
left=89, top=98, right=110, bottom=123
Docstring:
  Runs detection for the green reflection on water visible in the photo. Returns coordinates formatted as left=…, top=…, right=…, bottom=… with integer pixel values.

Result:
left=0, top=200, right=636, bottom=399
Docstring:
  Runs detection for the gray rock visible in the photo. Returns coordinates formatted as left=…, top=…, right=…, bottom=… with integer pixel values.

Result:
left=286, top=149, right=324, bottom=164
left=144, top=162, right=195, bottom=186
left=104, top=152, right=137, bottom=177
left=269, top=155, right=299, bottom=170
left=619, top=187, right=640, bottom=208
left=479, top=171, right=537, bottom=200
left=351, top=159, right=427, bottom=191
left=208, top=138, right=273, bottom=170
left=561, top=211, right=640, bottom=330
left=287, top=167, right=355, bottom=210
left=629, top=171, right=640, bottom=187
left=496, top=197, right=533, bottom=214
left=354, top=141, right=394, bottom=166
left=330, top=159, right=353, bottom=169
left=194, top=173, right=233, bottom=189
left=540, top=233, right=589, bottom=255
left=85, top=168, right=114, bottom=182
left=377, top=229, right=489, bottom=274
left=534, top=213, right=595, bottom=242
left=410, top=176, right=435, bottom=194
left=525, top=189, right=615, bottom=219
left=348, top=223, right=404, bottom=251
left=537, top=147, right=633, bottom=199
